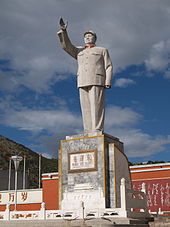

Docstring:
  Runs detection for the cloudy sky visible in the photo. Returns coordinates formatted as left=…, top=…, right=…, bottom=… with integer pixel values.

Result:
left=0, top=0, right=170, bottom=162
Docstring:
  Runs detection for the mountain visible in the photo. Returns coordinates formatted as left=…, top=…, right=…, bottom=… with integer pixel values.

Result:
left=0, top=135, right=58, bottom=189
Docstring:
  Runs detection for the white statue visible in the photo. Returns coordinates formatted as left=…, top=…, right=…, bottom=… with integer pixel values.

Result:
left=57, top=18, right=113, bottom=133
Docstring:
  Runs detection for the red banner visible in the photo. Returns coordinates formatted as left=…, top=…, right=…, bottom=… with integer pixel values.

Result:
left=132, top=178, right=170, bottom=212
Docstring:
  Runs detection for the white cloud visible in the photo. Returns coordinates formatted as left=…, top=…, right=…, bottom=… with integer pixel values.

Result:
left=0, top=0, right=170, bottom=92
left=0, top=95, right=82, bottom=135
left=114, top=78, right=135, bottom=88
left=1, top=97, right=170, bottom=159
left=0, top=70, right=19, bottom=92
left=110, top=128, right=170, bottom=158
left=1, top=109, right=82, bottom=134
left=105, top=106, right=141, bottom=128
left=145, top=40, right=170, bottom=72
left=105, top=106, right=170, bottom=158
left=0, top=95, right=82, bottom=157
left=164, top=70, right=170, bottom=79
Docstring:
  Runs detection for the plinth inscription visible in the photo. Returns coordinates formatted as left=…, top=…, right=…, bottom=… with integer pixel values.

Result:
left=68, top=150, right=97, bottom=173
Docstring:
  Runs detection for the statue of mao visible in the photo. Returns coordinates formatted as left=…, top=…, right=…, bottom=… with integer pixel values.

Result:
left=57, top=18, right=113, bottom=133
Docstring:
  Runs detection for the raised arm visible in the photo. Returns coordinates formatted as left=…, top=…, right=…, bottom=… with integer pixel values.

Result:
left=57, top=18, right=79, bottom=59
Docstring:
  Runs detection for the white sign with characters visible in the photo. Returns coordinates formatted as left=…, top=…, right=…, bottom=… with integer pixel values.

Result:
left=0, top=189, right=42, bottom=205
left=69, top=150, right=97, bottom=172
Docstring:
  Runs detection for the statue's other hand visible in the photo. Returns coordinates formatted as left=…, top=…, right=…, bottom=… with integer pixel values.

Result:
left=59, top=17, right=68, bottom=30
left=105, top=85, right=111, bottom=89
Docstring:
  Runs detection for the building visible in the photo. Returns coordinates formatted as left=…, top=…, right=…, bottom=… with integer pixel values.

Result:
left=130, top=162, right=170, bottom=213
left=0, top=162, right=170, bottom=216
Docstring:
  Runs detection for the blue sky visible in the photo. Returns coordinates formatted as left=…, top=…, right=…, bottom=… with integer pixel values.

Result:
left=0, top=0, right=170, bottom=162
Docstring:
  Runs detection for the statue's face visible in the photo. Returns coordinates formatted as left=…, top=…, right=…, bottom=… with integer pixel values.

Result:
left=84, top=33, right=96, bottom=45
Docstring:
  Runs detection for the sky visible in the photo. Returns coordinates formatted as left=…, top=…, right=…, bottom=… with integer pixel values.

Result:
left=0, top=0, right=170, bottom=163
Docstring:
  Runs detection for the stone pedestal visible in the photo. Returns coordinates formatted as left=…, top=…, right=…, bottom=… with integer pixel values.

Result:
left=59, top=133, right=131, bottom=211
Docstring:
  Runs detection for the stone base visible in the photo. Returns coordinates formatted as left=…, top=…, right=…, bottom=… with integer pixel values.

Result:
left=59, top=133, right=131, bottom=211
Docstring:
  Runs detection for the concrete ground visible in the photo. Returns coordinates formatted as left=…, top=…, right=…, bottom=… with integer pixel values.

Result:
left=149, top=217, right=170, bottom=227
left=0, top=218, right=151, bottom=227
left=1, top=216, right=170, bottom=227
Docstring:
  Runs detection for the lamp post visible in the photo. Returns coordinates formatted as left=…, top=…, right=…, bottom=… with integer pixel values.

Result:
left=11, top=155, right=23, bottom=211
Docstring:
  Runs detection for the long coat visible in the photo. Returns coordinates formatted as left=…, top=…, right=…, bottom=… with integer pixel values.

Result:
left=58, top=30, right=113, bottom=88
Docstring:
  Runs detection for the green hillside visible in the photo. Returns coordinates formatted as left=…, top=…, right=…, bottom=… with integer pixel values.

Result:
left=0, top=135, right=58, bottom=188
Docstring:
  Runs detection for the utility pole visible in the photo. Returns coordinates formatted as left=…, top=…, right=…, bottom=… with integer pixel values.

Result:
left=8, top=157, right=12, bottom=191
left=11, top=155, right=23, bottom=211
left=39, top=154, right=42, bottom=188
left=23, top=155, right=26, bottom=189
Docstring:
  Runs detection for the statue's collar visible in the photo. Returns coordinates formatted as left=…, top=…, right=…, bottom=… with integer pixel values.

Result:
left=85, top=44, right=96, bottom=48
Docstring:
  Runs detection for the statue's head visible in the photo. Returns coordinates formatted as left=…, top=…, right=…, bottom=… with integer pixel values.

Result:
left=84, top=30, right=97, bottom=45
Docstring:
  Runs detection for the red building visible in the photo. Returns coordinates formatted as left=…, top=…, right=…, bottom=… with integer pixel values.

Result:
left=130, top=162, right=170, bottom=213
